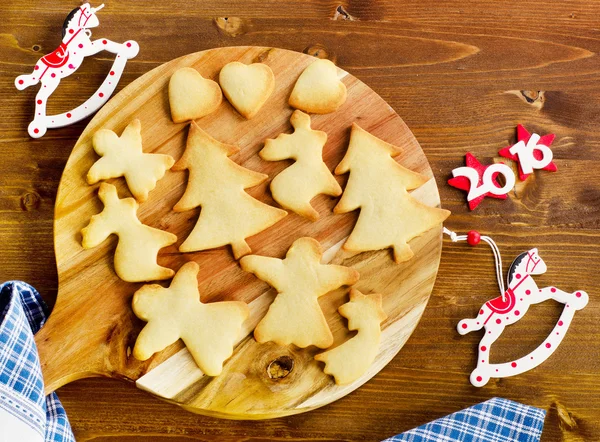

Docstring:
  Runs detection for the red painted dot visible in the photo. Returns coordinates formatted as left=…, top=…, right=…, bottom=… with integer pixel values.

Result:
left=558, top=320, right=564, bottom=326
left=481, top=346, right=487, bottom=351
left=496, top=318, right=501, bottom=324
left=78, top=43, right=83, bottom=48
left=467, top=230, right=481, bottom=246
left=33, top=128, right=39, bottom=134
left=526, top=290, right=531, bottom=295
left=103, top=39, right=107, bottom=44
left=551, top=287, right=557, bottom=293
left=66, top=113, right=72, bottom=118
left=488, top=331, right=492, bottom=334
left=69, top=29, right=74, bottom=34
left=511, top=362, right=517, bottom=368
left=576, top=292, right=582, bottom=298
left=546, top=343, right=551, bottom=348
left=516, top=274, right=521, bottom=279
left=99, top=92, right=104, bottom=98
left=461, top=323, right=468, bottom=329
left=556, top=332, right=560, bottom=335
left=37, top=99, right=42, bottom=104
left=520, top=298, right=523, bottom=301
left=18, top=79, right=24, bottom=85
left=514, top=310, right=520, bottom=316
left=496, top=369, right=499, bottom=372
left=480, top=309, right=484, bottom=315
left=51, top=73, right=56, bottom=78
left=34, top=65, right=39, bottom=70
left=126, top=42, right=132, bottom=47
left=481, top=360, right=485, bottom=363
left=110, top=71, right=115, bottom=76
left=476, top=322, right=480, bottom=325
left=476, top=376, right=482, bottom=382
left=531, top=356, right=534, bottom=360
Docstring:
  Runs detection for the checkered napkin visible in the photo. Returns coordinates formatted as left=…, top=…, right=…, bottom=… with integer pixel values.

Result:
left=382, top=397, right=546, bottom=442
left=0, top=281, right=74, bottom=442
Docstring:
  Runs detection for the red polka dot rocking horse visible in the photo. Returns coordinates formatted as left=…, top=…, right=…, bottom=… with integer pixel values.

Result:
left=14, top=3, right=139, bottom=138
left=446, top=228, right=589, bottom=387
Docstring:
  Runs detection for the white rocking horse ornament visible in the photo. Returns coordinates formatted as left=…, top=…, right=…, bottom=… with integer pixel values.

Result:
left=15, top=3, right=139, bottom=138
left=445, top=228, right=589, bottom=387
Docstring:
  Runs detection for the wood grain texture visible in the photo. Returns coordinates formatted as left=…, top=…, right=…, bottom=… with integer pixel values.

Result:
left=36, top=45, right=443, bottom=419
left=1, top=0, right=600, bottom=439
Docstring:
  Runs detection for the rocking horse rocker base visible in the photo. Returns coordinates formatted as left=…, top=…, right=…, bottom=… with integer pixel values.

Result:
left=14, top=3, right=139, bottom=138
left=457, top=247, right=589, bottom=387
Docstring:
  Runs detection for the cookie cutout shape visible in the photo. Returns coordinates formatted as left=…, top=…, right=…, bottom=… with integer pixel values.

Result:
left=315, top=289, right=387, bottom=385
left=335, top=123, right=450, bottom=263
left=132, top=262, right=249, bottom=376
left=240, top=237, right=359, bottom=348
left=289, top=59, right=347, bottom=114
left=260, top=110, right=342, bottom=220
left=87, top=119, right=175, bottom=202
left=169, top=67, right=222, bottom=123
left=81, top=183, right=177, bottom=282
left=173, top=122, right=287, bottom=259
left=219, top=62, right=274, bottom=119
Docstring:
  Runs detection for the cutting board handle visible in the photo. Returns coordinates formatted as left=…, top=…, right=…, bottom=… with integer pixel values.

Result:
left=35, top=300, right=108, bottom=394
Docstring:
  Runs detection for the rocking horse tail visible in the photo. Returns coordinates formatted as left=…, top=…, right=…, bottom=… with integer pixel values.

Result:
left=15, top=73, right=39, bottom=90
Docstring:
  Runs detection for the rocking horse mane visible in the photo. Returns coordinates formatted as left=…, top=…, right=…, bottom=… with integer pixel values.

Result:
left=62, top=7, right=80, bottom=38
left=507, top=252, right=528, bottom=286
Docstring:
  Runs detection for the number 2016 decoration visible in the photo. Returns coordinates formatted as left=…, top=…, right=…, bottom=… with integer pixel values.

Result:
left=14, top=3, right=139, bottom=138
left=448, top=126, right=557, bottom=210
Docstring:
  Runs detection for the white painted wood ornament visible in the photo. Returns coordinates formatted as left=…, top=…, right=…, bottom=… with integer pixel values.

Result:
left=14, top=3, right=139, bottom=138
left=445, top=228, right=589, bottom=387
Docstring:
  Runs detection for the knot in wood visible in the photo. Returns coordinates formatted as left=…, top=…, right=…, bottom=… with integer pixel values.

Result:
left=32, top=44, right=41, bottom=52
left=267, top=355, right=294, bottom=379
left=214, top=17, right=247, bottom=38
left=304, top=44, right=336, bottom=63
left=20, top=191, right=41, bottom=211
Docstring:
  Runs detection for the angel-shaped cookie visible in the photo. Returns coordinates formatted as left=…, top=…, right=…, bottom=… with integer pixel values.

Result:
left=260, top=110, right=342, bottom=220
left=240, top=237, right=359, bottom=348
left=335, top=123, right=450, bottom=263
left=87, top=119, right=174, bottom=202
left=132, top=262, right=249, bottom=376
left=81, top=183, right=176, bottom=282
left=315, top=289, right=387, bottom=385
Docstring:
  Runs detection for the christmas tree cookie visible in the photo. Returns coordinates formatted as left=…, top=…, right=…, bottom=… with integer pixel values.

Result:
left=240, top=237, right=359, bottom=348
left=260, top=110, right=342, bottom=220
left=315, top=289, right=387, bottom=385
left=334, top=123, right=450, bottom=263
left=87, top=119, right=175, bottom=202
left=132, top=262, right=249, bottom=376
left=81, top=183, right=177, bottom=282
left=173, top=122, right=287, bottom=259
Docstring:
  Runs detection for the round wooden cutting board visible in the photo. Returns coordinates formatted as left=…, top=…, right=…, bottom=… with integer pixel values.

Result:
left=35, top=46, right=445, bottom=419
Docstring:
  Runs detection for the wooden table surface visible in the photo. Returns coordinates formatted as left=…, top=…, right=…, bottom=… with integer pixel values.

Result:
left=2, top=0, right=600, bottom=440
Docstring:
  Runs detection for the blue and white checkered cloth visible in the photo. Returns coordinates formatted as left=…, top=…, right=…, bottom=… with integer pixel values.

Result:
left=382, top=397, right=546, bottom=442
left=0, top=281, right=74, bottom=442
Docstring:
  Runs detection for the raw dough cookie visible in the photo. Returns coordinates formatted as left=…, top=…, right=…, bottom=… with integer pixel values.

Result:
left=289, top=59, right=347, bottom=114
left=169, top=67, right=222, bottom=123
left=132, top=261, right=249, bottom=376
left=240, top=237, right=359, bottom=348
left=260, top=110, right=342, bottom=220
left=81, top=183, right=177, bottom=282
left=334, top=123, right=451, bottom=263
left=87, top=119, right=175, bottom=202
left=315, top=289, right=387, bottom=385
left=219, top=61, right=274, bottom=119
left=173, top=122, right=287, bottom=259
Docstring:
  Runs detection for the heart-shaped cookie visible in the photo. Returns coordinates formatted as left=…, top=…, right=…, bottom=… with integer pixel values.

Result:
left=219, top=62, right=275, bottom=119
left=289, top=59, right=347, bottom=114
left=169, top=67, right=222, bottom=123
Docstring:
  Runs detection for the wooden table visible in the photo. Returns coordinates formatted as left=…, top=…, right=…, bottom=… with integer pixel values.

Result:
left=1, top=1, right=599, bottom=440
